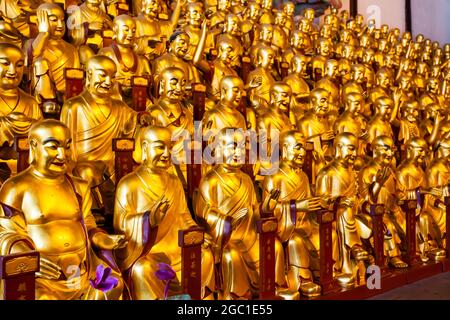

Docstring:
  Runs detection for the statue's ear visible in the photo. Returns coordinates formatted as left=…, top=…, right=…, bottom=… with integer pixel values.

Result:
left=141, top=140, right=148, bottom=163
left=29, top=139, right=37, bottom=165
left=159, top=79, right=165, bottom=96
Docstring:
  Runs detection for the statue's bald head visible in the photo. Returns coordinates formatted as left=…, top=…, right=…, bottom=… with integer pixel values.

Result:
left=86, top=55, right=117, bottom=74
left=372, top=135, right=394, bottom=150
left=281, top=130, right=305, bottom=148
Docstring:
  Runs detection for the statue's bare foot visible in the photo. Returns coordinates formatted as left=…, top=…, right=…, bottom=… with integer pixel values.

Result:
left=389, top=256, right=408, bottom=268
left=429, top=248, right=446, bottom=262
left=351, top=245, right=369, bottom=261
left=299, top=280, right=321, bottom=298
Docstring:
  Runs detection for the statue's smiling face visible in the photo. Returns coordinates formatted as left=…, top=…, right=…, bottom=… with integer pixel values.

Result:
left=171, top=33, right=189, bottom=57
left=161, top=68, right=186, bottom=101
left=31, top=125, right=71, bottom=177
left=142, top=128, right=172, bottom=170
left=0, top=45, right=24, bottom=90
left=221, top=77, right=244, bottom=108
left=86, top=57, right=117, bottom=97
left=43, top=6, right=66, bottom=39
left=283, top=134, right=306, bottom=168
left=114, top=18, right=136, bottom=47
left=187, top=5, right=203, bottom=27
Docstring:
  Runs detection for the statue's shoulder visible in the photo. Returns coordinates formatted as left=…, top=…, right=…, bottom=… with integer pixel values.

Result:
left=18, top=89, right=38, bottom=105
left=0, top=170, right=34, bottom=207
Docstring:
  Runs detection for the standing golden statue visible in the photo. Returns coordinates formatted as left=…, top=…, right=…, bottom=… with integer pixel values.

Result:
left=98, top=14, right=151, bottom=103
left=114, top=125, right=215, bottom=299
left=0, top=119, right=126, bottom=300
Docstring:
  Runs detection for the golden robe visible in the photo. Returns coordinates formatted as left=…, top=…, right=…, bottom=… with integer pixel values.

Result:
left=113, top=166, right=215, bottom=299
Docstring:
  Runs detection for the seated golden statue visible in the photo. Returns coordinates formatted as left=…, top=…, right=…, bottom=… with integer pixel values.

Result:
left=98, top=14, right=151, bottom=104
left=282, top=2, right=295, bottom=33
left=420, top=103, right=443, bottom=147
left=60, top=55, right=147, bottom=206
left=315, top=59, right=341, bottom=126
left=357, top=136, right=408, bottom=268
left=262, top=130, right=324, bottom=297
left=209, top=0, right=232, bottom=29
left=334, top=92, right=367, bottom=138
left=396, top=99, right=423, bottom=146
left=0, top=119, right=126, bottom=300
left=181, top=2, right=215, bottom=60
left=113, top=125, right=215, bottom=299
left=395, top=137, right=445, bottom=262
left=419, top=77, right=445, bottom=111
left=282, top=31, right=312, bottom=66
left=246, top=45, right=276, bottom=112
left=297, top=88, right=335, bottom=184
left=240, top=1, right=262, bottom=50
left=272, top=10, right=288, bottom=52
left=152, top=31, right=200, bottom=90
left=259, top=0, right=274, bottom=24
left=250, top=23, right=275, bottom=63
left=0, top=43, right=42, bottom=182
left=67, top=0, right=114, bottom=55
left=26, top=3, right=81, bottom=113
left=283, top=54, right=311, bottom=119
left=310, top=37, right=333, bottom=81
left=0, top=17, right=23, bottom=48
left=338, top=44, right=355, bottom=86
left=316, top=133, right=370, bottom=289
left=193, top=127, right=288, bottom=300
left=134, top=0, right=184, bottom=61
left=203, top=75, right=247, bottom=137
left=367, top=97, right=395, bottom=144
left=0, top=0, right=39, bottom=38
left=369, top=68, right=394, bottom=105
left=193, top=20, right=240, bottom=105
left=341, top=64, right=366, bottom=100
left=147, top=67, right=193, bottom=180
left=423, top=138, right=450, bottom=261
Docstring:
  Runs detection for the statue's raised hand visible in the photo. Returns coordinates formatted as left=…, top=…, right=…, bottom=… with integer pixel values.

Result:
left=37, top=9, right=50, bottom=34
left=149, top=199, right=170, bottom=226
left=36, top=257, right=63, bottom=280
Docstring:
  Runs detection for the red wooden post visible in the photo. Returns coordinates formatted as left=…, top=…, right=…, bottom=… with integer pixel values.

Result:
left=64, top=68, right=85, bottom=100
left=401, top=199, right=418, bottom=266
left=178, top=228, right=204, bottom=300
left=257, top=217, right=278, bottom=299
left=0, top=251, right=39, bottom=300
left=280, top=62, right=289, bottom=79
left=445, top=197, right=450, bottom=258
left=117, top=1, right=130, bottom=15
left=370, top=204, right=386, bottom=268
left=187, top=84, right=206, bottom=199
left=14, top=136, right=29, bottom=173
left=112, top=138, right=135, bottom=186
left=317, top=209, right=336, bottom=295
left=241, top=56, right=252, bottom=84
left=131, top=76, right=150, bottom=112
